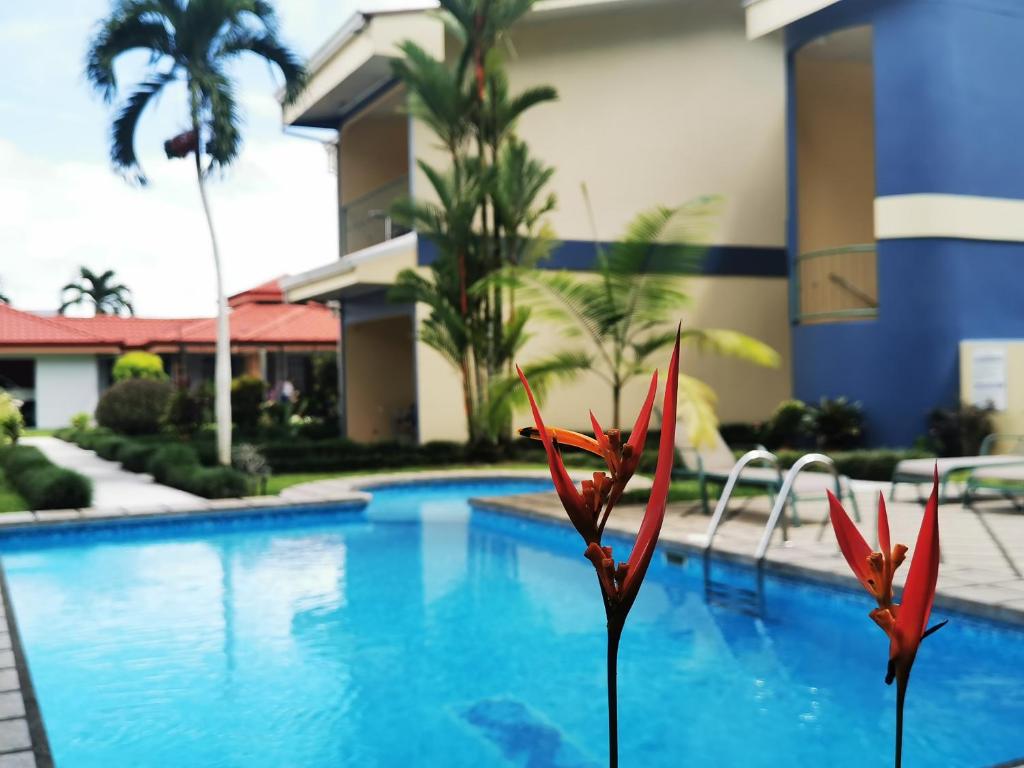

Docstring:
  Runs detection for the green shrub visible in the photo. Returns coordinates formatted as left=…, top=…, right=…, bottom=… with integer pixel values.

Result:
left=0, top=392, right=24, bottom=445
left=231, top=376, right=266, bottom=431
left=146, top=444, right=200, bottom=484
left=69, top=412, right=91, bottom=431
left=776, top=448, right=932, bottom=481
left=19, top=467, right=92, bottom=510
left=0, top=445, right=92, bottom=509
left=183, top=466, right=249, bottom=498
left=96, top=379, right=173, bottom=435
left=1, top=446, right=50, bottom=476
left=91, top=435, right=128, bottom=462
left=806, top=396, right=864, bottom=450
left=163, top=387, right=206, bottom=437
left=763, top=399, right=811, bottom=449
left=112, top=351, right=168, bottom=382
left=118, top=442, right=159, bottom=473
left=928, top=402, right=995, bottom=457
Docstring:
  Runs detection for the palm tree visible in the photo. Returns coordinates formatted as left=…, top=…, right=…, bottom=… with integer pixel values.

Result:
left=0, top=279, right=9, bottom=305
left=85, top=0, right=306, bottom=465
left=59, top=267, right=135, bottom=316
left=514, top=196, right=781, bottom=442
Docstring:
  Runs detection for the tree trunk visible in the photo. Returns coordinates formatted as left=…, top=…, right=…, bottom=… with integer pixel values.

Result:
left=612, top=381, right=622, bottom=431
left=192, top=133, right=232, bottom=466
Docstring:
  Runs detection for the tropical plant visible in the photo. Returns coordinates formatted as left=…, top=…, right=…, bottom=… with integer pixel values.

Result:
left=807, top=396, right=864, bottom=450
left=230, top=375, right=265, bottom=431
left=162, top=386, right=207, bottom=437
left=59, top=267, right=134, bottom=316
left=112, top=351, right=168, bottom=381
left=389, top=0, right=564, bottom=443
left=85, top=0, right=307, bottom=465
left=0, top=392, right=24, bottom=445
left=511, top=199, right=780, bottom=441
left=518, top=333, right=681, bottom=768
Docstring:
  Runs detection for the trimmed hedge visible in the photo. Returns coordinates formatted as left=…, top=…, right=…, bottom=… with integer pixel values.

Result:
left=95, top=379, right=173, bottom=435
left=0, top=445, right=92, bottom=510
left=775, top=448, right=933, bottom=482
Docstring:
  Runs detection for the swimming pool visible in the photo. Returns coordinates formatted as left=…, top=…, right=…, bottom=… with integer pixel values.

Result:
left=2, top=478, right=1022, bottom=767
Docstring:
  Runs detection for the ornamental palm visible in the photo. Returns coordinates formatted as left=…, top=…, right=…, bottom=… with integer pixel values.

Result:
left=514, top=196, right=781, bottom=440
left=59, top=267, right=135, bottom=316
left=85, top=0, right=306, bottom=465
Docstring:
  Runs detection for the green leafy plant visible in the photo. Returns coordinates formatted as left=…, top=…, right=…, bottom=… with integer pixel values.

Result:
left=69, top=412, right=91, bottom=431
left=0, top=391, right=24, bottom=445
left=807, top=396, right=864, bottom=450
left=231, top=376, right=266, bottom=432
left=512, top=199, right=779, bottom=441
left=112, top=352, right=168, bottom=382
left=59, top=267, right=134, bottom=316
left=163, top=387, right=207, bottom=437
left=762, top=399, right=811, bottom=449
left=95, top=379, right=174, bottom=435
left=928, top=402, right=995, bottom=457
left=86, top=0, right=306, bottom=466
left=388, top=0, right=566, bottom=443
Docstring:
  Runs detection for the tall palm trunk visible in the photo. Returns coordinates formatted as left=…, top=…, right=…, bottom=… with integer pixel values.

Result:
left=192, top=107, right=232, bottom=466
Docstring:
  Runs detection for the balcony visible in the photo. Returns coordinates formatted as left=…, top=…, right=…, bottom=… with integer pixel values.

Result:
left=794, top=244, right=878, bottom=324
left=340, top=176, right=411, bottom=256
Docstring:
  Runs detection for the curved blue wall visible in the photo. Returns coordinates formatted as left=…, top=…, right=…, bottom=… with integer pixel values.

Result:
left=787, top=0, right=1024, bottom=446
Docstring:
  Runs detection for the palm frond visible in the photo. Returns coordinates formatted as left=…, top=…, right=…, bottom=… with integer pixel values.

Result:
left=218, top=28, right=306, bottom=103
left=676, top=373, right=719, bottom=449
left=85, top=3, right=176, bottom=101
left=481, top=350, right=591, bottom=437
left=110, top=72, right=176, bottom=183
left=681, top=329, right=780, bottom=368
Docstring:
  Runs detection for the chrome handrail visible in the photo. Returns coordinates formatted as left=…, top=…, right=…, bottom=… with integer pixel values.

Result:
left=701, top=449, right=781, bottom=554
left=754, top=453, right=841, bottom=562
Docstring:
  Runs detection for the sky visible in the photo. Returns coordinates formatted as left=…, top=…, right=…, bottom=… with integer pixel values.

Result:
left=0, top=0, right=409, bottom=317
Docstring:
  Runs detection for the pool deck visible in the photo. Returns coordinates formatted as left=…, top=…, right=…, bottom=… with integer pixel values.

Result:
left=0, top=467, right=1021, bottom=765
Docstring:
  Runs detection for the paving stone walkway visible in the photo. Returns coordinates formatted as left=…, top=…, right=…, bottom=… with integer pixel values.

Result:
left=22, top=437, right=201, bottom=512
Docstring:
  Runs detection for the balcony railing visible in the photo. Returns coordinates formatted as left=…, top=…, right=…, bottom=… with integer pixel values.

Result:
left=795, top=244, right=878, bottom=324
left=339, top=176, right=411, bottom=256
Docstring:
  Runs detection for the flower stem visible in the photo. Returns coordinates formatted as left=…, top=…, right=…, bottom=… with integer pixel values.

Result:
left=895, top=677, right=907, bottom=768
left=607, top=618, right=623, bottom=768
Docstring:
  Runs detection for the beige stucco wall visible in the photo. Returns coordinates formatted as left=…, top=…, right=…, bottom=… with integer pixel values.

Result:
left=795, top=46, right=875, bottom=254
left=345, top=314, right=416, bottom=442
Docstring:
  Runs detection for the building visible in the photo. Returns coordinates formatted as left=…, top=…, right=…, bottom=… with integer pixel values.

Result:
left=281, top=0, right=792, bottom=444
left=283, top=0, right=1024, bottom=447
left=0, top=279, right=339, bottom=428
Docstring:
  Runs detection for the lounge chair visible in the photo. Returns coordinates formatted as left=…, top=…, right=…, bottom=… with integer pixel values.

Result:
left=890, top=434, right=1024, bottom=503
left=962, top=461, right=1024, bottom=511
left=674, top=426, right=858, bottom=523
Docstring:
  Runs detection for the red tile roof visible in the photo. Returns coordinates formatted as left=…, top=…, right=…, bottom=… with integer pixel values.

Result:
left=0, top=279, right=338, bottom=350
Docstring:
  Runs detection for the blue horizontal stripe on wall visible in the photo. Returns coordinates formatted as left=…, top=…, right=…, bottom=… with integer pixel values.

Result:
left=417, top=238, right=788, bottom=277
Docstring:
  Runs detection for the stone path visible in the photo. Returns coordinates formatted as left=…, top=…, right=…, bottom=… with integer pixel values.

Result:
left=22, top=437, right=201, bottom=512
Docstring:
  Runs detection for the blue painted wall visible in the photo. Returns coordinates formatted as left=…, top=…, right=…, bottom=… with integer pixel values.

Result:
left=787, top=0, right=1024, bottom=446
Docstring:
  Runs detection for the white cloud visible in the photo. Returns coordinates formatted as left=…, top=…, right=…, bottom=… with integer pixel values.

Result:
left=0, top=136, right=338, bottom=317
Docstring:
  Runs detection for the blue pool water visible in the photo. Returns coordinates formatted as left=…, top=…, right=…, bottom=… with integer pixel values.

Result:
left=2, top=479, right=1023, bottom=767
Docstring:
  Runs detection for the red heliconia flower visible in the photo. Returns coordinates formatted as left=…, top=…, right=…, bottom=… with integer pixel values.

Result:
left=826, top=466, right=943, bottom=767
left=518, top=329, right=681, bottom=768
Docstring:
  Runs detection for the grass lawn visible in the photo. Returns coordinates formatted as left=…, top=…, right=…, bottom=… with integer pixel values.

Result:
left=267, top=466, right=767, bottom=504
left=0, top=469, right=27, bottom=513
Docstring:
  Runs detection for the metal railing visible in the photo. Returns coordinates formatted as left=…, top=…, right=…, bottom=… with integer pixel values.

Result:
left=795, top=243, right=878, bottom=324
left=339, top=175, right=411, bottom=256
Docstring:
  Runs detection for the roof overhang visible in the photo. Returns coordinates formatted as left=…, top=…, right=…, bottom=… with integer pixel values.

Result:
left=283, top=9, right=442, bottom=128
left=744, top=0, right=843, bottom=39
left=283, top=0, right=681, bottom=128
left=282, top=232, right=419, bottom=303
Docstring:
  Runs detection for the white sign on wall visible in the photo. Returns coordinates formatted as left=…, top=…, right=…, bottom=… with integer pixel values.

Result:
left=970, top=346, right=1008, bottom=411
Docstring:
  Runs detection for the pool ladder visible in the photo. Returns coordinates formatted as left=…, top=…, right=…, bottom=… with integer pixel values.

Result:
left=698, top=451, right=847, bottom=614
